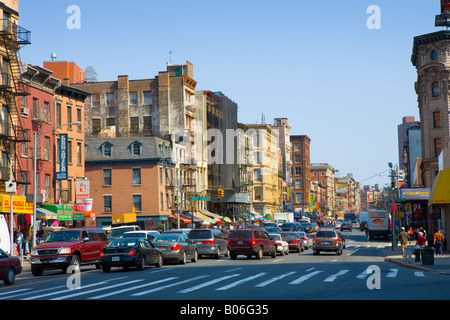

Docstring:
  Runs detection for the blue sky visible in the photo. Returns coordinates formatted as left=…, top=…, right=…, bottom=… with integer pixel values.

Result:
left=19, top=0, right=440, bottom=186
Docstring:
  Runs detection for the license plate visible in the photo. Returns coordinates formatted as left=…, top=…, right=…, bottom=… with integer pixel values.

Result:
left=159, top=247, right=166, bottom=251
left=238, top=241, right=243, bottom=245
left=322, top=241, right=330, bottom=245
left=112, top=256, right=120, bottom=262
left=196, top=241, right=202, bottom=245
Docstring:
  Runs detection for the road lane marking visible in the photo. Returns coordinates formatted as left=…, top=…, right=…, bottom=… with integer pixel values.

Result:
left=324, top=270, right=349, bottom=282
left=289, top=271, right=323, bottom=285
left=225, top=267, right=243, bottom=273
left=90, top=277, right=179, bottom=299
left=255, top=271, right=296, bottom=287
left=356, top=270, right=370, bottom=279
left=216, top=272, right=268, bottom=291
left=178, top=274, right=241, bottom=293
left=414, top=271, right=425, bottom=277
left=22, top=281, right=110, bottom=300
left=132, top=275, right=209, bottom=296
left=386, top=269, right=398, bottom=278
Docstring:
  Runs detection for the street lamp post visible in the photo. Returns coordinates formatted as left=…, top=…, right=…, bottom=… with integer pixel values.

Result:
left=32, top=121, right=81, bottom=248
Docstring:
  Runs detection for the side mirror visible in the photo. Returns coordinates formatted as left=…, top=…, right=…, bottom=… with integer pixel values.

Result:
left=82, top=237, right=90, bottom=243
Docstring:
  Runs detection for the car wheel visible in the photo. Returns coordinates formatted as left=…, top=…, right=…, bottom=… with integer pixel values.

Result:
left=256, top=247, right=263, bottom=260
left=155, top=253, right=163, bottom=268
left=66, top=255, right=80, bottom=274
left=102, top=265, right=111, bottom=273
left=271, top=247, right=276, bottom=258
left=3, top=267, right=15, bottom=285
left=179, top=251, right=187, bottom=264
left=31, top=266, right=43, bottom=276
left=230, top=252, right=237, bottom=260
left=137, top=256, right=146, bottom=270
left=191, top=250, right=198, bottom=262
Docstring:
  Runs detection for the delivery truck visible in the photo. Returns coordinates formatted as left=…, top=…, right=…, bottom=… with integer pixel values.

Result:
left=367, top=210, right=391, bottom=240
left=273, top=212, right=294, bottom=223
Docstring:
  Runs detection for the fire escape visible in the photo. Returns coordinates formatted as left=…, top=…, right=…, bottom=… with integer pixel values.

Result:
left=0, top=18, right=31, bottom=190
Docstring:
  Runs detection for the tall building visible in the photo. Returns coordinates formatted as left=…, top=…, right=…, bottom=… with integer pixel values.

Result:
left=411, top=31, right=450, bottom=188
left=272, top=118, right=292, bottom=211
left=310, top=163, right=335, bottom=217
left=289, top=135, right=311, bottom=213
left=398, top=116, right=420, bottom=171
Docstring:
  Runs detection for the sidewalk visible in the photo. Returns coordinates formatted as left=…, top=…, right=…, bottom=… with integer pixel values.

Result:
left=384, top=245, right=450, bottom=275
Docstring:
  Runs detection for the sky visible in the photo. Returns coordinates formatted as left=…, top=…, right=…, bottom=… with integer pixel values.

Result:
left=18, top=0, right=441, bottom=187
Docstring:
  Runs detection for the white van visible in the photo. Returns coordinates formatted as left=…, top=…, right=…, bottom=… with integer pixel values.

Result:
left=0, top=214, right=11, bottom=254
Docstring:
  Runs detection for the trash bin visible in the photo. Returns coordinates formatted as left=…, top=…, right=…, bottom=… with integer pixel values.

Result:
left=421, top=247, right=434, bottom=265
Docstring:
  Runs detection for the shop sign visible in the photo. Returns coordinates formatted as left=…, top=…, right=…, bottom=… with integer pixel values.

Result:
left=0, top=195, right=33, bottom=214
left=57, top=214, right=73, bottom=221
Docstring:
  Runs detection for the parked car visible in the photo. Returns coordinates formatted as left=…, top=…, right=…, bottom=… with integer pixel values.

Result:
left=30, top=228, right=109, bottom=276
left=313, top=230, right=345, bottom=255
left=100, top=237, right=163, bottom=272
left=187, top=229, right=228, bottom=258
left=280, top=232, right=304, bottom=252
left=162, top=229, right=191, bottom=235
left=121, top=230, right=160, bottom=241
left=281, top=223, right=298, bottom=232
left=297, top=220, right=311, bottom=233
left=0, top=248, right=21, bottom=285
left=335, top=221, right=342, bottom=229
left=309, top=223, right=319, bottom=233
left=227, top=229, right=276, bottom=260
left=340, top=221, right=352, bottom=232
left=264, top=227, right=282, bottom=234
left=297, top=231, right=309, bottom=250
left=108, top=225, right=141, bottom=240
left=269, top=233, right=289, bottom=256
left=153, top=234, right=198, bottom=264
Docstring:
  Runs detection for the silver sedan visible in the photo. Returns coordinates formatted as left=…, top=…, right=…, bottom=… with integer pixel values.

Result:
left=153, top=234, right=198, bottom=264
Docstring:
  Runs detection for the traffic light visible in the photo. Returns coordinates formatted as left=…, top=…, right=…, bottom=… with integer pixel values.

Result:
left=174, top=196, right=178, bottom=208
left=217, top=189, right=224, bottom=200
left=390, top=182, right=396, bottom=191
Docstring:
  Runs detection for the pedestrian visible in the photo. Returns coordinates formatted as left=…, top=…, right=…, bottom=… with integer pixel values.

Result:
left=398, top=227, right=410, bottom=257
left=433, top=229, right=445, bottom=257
left=416, top=232, right=426, bottom=248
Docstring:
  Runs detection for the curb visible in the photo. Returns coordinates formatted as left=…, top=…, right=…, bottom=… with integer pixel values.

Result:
left=384, top=257, right=450, bottom=276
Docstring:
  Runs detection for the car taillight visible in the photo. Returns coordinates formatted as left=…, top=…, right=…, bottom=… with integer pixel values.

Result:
left=100, top=252, right=105, bottom=258
left=276, top=243, right=282, bottom=246
left=128, top=250, right=137, bottom=256
left=169, top=244, right=181, bottom=251
left=203, top=240, right=215, bottom=245
left=251, top=239, right=256, bottom=245
left=292, top=240, right=299, bottom=244
left=302, top=238, right=307, bottom=241
left=227, top=239, right=230, bottom=245
left=336, top=238, right=340, bottom=243
left=312, top=238, right=316, bottom=243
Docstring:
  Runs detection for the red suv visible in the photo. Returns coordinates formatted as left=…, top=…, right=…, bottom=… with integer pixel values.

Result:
left=227, top=229, right=276, bottom=260
left=30, top=228, right=109, bottom=276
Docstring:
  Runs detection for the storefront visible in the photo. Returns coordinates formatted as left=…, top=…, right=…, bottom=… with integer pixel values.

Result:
left=428, top=168, right=450, bottom=236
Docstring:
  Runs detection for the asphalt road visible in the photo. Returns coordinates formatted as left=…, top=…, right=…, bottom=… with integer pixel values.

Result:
left=1, top=228, right=449, bottom=306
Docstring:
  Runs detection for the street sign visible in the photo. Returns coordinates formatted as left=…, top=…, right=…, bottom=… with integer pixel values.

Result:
left=190, top=197, right=211, bottom=201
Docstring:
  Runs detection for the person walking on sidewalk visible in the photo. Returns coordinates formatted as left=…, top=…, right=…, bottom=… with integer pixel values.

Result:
left=398, top=227, right=410, bottom=257
left=434, top=229, right=445, bottom=257
left=416, top=232, right=426, bottom=248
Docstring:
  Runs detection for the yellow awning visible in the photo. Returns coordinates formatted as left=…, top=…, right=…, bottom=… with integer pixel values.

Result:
left=429, top=168, right=450, bottom=206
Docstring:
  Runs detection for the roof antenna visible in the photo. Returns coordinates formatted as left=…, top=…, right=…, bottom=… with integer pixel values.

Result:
left=169, top=51, right=173, bottom=65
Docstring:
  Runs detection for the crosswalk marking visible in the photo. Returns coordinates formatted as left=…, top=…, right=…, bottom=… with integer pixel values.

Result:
left=90, top=277, right=179, bottom=299
left=131, top=275, right=209, bottom=296
left=386, top=269, right=398, bottom=278
left=255, top=271, right=297, bottom=287
left=414, top=271, right=425, bottom=277
left=289, top=271, right=323, bottom=285
left=179, top=274, right=241, bottom=293
left=216, top=272, right=267, bottom=291
left=22, top=281, right=110, bottom=300
left=324, top=270, right=349, bottom=282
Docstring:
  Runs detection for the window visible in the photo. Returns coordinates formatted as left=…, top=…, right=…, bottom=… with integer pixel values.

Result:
left=77, top=108, right=82, bottom=123
left=45, top=174, right=51, bottom=200
left=434, top=138, right=442, bottom=156
left=133, top=194, right=142, bottom=212
left=130, top=117, right=139, bottom=132
left=433, top=111, right=441, bottom=128
left=32, top=98, right=39, bottom=119
left=129, top=92, right=138, bottom=105
left=44, top=102, right=50, bottom=122
left=143, top=116, right=152, bottom=131
left=67, top=105, right=72, bottom=125
left=21, top=96, right=28, bottom=116
left=92, top=93, right=100, bottom=107
left=143, top=91, right=152, bottom=105
left=106, top=118, right=115, bottom=127
left=293, top=144, right=301, bottom=152
left=131, top=142, right=141, bottom=156
left=92, top=119, right=101, bottom=133
left=103, top=169, right=112, bottom=186
left=77, top=142, right=82, bottom=165
left=56, top=103, right=61, bottom=126
left=295, top=179, right=302, bottom=189
left=174, top=67, right=182, bottom=77
left=160, top=193, right=164, bottom=210
left=44, top=137, right=50, bottom=161
left=21, top=130, right=28, bottom=156
left=106, top=93, right=115, bottom=107
left=432, top=82, right=440, bottom=98
left=295, top=193, right=303, bottom=203
left=103, top=195, right=112, bottom=213
left=254, top=169, right=262, bottom=182
left=295, top=167, right=302, bottom=176
left=294, top=154, right=301, bottom=163
left=67, top=140, right=72, bottom=164
left=20, top=171, right=28, bottom=196
left=101, top=143, right=113, bottom=156
left=132, top=168, right=141, bottom=185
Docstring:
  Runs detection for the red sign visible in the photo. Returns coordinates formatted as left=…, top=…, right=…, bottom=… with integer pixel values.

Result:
left=390, top=203, right=398, bottom=215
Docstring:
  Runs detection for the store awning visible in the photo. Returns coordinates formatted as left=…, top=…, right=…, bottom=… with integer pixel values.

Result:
left=200, top=210, right=223, bottom=220
left=36, top=207, right=57, bottom=220
left=429, top=168, right=450, bottom=206
left=180, top=212, right=203, bottom=223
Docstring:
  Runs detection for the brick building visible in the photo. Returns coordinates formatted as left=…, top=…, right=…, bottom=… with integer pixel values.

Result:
left=289, top=135, right=311, bottom=213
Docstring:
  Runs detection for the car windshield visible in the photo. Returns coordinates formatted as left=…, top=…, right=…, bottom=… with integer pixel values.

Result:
left=228, top=231, right=252, bottom=239
left=316, top=231, right=337, bottom=238
left=282, top=233, right=299, bottom=239
left=269, top=234, right=281, bottom=241
left=110, top=227, right=136, bottom=238
left=107, top=239, right=138, bottom=247
left=298, top=232, right=306, bottom=237
left=45, top=230, right=80, bottom=243
left=154, top=235, right=180, bottom=242
left=188, top=230, right=212, bottom=239
left=121, top=233, right=146, bottom=238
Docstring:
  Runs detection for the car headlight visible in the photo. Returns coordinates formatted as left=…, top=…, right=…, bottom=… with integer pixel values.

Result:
left=58, top=248, right=72, bottom=254
left=31, top=249, right=39, bottom=256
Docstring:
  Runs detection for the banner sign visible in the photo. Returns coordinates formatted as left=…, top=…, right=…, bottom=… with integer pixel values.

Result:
left=56, top=134, right=68, bottom=180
